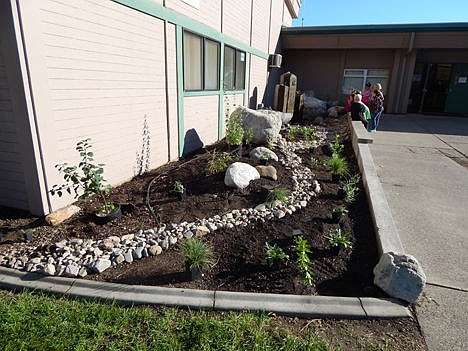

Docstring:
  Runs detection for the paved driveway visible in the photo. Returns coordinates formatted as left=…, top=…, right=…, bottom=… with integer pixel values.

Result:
left=369, top=114, right=468, bottom=351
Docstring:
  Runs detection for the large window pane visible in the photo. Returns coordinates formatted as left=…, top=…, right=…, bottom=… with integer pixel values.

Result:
left=235, top=51, right=246, bottom=90
left=223, top=46, right=235, bottom=91
left=183, top=32, right=202, bottom=90
left=204, top=39, right=219, bottom=90
left=342, top=77, right=364, bottom=94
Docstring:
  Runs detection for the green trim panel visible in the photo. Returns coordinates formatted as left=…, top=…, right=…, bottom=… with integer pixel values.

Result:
left=113, top=0, right=268, bottom=59
left=282, top=22, right=468, bottom=35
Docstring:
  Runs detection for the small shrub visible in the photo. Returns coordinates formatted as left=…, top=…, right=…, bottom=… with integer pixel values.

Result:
left=206, top=151, right=235, bottom=175
left=330, top=134, right=344, bottom=156
left=266, top=188, right=288, bottom=203
left=243, top=127, right=254, bottom=145
left=310, top=157, right=320, bottom=166
left=264, top=242, right=289, bottom=267
left=295, top=236, right=314, bottom=286
left=302, top=127, right=316, bottom=143
left=342, top=174, right=361, bottom=202
left=286, top=125, right=300, bottom=141
left=225, top=112, right=244, bottom=147
left=326, top=155, right=349, bottom=176
left=332, top=205, right=348, bottom=221
left=325, top=228, right=353, bottom=249
left=182, top=238, right=215, bottom=270
left=173, top=180, right=185, bottom=193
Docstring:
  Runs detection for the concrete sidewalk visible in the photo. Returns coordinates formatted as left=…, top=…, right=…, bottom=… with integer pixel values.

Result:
left=369, top=114, right=468, bottom=351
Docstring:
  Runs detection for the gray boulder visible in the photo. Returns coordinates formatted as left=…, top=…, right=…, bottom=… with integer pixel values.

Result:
left=258, top=109, right=293, bottom=125
left=232, top=107, right=282, bottom=144
left=373, top=252, right=426, bottom=303
left=249, top=147, right=278, bottom=162
left=224, top=162, right=260, bottom=189
left=303, top=91, right=327, bottom=117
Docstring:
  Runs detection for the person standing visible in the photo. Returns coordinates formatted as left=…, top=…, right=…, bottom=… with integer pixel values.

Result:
left=368, top=87, right=384, bottom=132
left=362, top=82, right=372, bottom=106
left=351, top=93, right=371, bottom=128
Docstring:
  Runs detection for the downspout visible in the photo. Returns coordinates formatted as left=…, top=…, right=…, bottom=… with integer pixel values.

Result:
left=396, top=32, right=415, bottom=113
left=13, top=0, right=52, bottom=213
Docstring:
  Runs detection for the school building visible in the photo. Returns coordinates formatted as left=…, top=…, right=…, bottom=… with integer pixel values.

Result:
left=281, top=23, right=468, bottom=115
left=0, top=0, right=301, bottom=215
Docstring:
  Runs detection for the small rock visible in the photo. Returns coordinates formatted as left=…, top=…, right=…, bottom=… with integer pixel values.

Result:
left=132, top=247, right=144, bottom=259
left=92, top=258, right=112, bottom=273
left=44, top=263, right=56, bottom=276
left=254, top=203, right=266, bottom=212
left=249, top=147, right=279, bottom=162
left=184, top=230, right=194, bottom=239
left=30, top=257, right=42, bottom=264
left=45, top=205, right=81, bottom=226
left=23, top=230, right=33, bottom=242
left=274, top=210, right=286, bottom=218
left=148, top=245, right=162, bottom=256
left=115, top=254, right=125, bottom=264
left=124, top=250, right=134, bottom=263
left=160, top=239, right=169, bottom=250
left=169, top=236, right=178, bottom=245
left=300, top=200, right=307, bottom=208
left=64, top=264, right=80, bottom=277
left=313, top=180, right=321, bottom=193
left=195, top=226, right=210, bottom=237
left=121, top=234, right=135, bottom=241
left=255, top=165, right=278, bottom=181
left=78, top=267, right=88, bottom=278
left=142, top=248, right=148, bottom=258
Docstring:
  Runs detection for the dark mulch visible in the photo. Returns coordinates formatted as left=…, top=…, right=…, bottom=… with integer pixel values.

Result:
left=0, top=117, right=384, bottom=298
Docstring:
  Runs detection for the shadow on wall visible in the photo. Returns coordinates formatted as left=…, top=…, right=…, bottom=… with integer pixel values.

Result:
left=263, top=41, right=283, bottom=108
left=182, top=128, right=204, bottom=158
left=249, top=87, right=258, bottom=109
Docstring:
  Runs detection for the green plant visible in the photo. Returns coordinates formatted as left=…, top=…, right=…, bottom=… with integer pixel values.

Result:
left=326, top=154, right=349, bottom=177
left=310, top=157, right=320, bottom=166
left=295, top=236, right=314, bottom=286
left=173, top=180, right=185, bottom=193
left=259, top=151, right=272, bottom=161
left=325, top=229, right=353, bottom=249
left=182, top=238, right=215, bottom=270
left=243, top=127, right=254, bottom=145
left=266, top=188, right=288, bottom=203
left=286, top=125, right=300, bottom=141
left=332, top=205, right=348, bottom=219
left=342, top=174, right=361, bottom=202
left=206, top=151, right=235, bottom=175
left=225, top=111, right=244, bottom=147
left=302, top=127, right=316, bottom=143
left=50, top=138, right=114, bottom=214
left=264, top=242, right=289, bottom=267
left=329, top=134, right=344, bottom=156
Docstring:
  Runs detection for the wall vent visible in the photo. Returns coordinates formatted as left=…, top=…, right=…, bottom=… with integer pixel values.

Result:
left=268, top=54, right=282, bottom=68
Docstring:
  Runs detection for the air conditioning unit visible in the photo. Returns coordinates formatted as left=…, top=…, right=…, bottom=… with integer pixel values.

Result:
left=268, top=54, right=282, bottom=68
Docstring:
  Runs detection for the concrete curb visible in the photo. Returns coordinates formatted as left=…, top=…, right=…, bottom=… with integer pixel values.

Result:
left=0, top=267, right=410, bottom=319
left=348, top=119, right=404, bottom=254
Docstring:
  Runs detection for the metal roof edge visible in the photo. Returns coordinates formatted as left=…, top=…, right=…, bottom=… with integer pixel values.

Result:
left=281, top=22, right=468, bottom=35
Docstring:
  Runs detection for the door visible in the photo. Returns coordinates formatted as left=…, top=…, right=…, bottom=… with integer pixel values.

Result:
left=445, top=63, right=468, bottom=115
left=422, top=64, right=452, bottom=113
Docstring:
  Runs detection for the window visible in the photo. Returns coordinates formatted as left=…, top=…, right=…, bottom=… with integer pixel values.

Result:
left=342, top=69, right=389, bottom=94
left=223, top=46, right=246, bottom=91
left=183, top=31, right=220, bottom=91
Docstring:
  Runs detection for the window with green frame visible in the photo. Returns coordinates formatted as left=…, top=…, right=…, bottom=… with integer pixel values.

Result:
left=183, top=31, right=220, bottom=91
left=223, top=46, right=246, bottom=91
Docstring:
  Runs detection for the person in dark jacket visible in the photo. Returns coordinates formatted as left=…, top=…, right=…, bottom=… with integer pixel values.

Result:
left=351, top=93, right=371, bottom=128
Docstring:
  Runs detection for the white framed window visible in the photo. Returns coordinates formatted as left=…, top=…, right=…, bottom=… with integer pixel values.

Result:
left=181, top=0, right=200, bottom=9
left=342, top=69, right=389, bottom=94
left=183, top=31, right=220, bottom=91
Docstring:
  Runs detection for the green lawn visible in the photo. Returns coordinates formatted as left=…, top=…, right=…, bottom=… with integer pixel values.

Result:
left=0, top=290, right=332, bottom=351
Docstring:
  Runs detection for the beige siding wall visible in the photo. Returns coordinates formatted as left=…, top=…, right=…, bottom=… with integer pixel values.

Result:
left=184, top=95, right=219, bottom=149
left=250, top=1, right=271, bottom=53
left=165, top=23, right=179, bottom=160
left=18, top=0, right=173, bottom=210
left=166, top=0, right=221, bottom=32
left=221, top=93, right=244, bottom=137
left=0, top=43, right=27, bottom=210
left=222, top=1, right=252, bottom=45
left=249, top=55, right=268, bottom=107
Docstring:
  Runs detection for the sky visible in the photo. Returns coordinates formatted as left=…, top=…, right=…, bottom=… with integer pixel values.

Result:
left=292, top=0, right=468, bottom=26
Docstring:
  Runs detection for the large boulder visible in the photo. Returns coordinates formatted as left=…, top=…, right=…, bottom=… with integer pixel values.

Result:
left=258, top=109, right=293, bottom=125
left=303, top=91, right=327, bottom=118
left=249, top=147, right=278, bottom=162
left=224, top=162, right=260, bottom=189
left=232, top=107, right=282, bottom=144
left=373, top=252, right=426, bottom=303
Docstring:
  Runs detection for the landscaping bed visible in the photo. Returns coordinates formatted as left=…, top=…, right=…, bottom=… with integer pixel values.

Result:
left=0, top=117, right=383, bottom=297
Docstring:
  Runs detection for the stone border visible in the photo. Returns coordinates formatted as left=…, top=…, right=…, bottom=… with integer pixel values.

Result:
left=0, top=266, right=410, bottom=319
left=348, top=118, right=404, bottom=254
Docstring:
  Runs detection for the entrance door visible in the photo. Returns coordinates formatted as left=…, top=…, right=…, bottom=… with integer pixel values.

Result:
left=422, top=64, right=452, bottom=113
left=445, top=63, right=468, bottom=115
